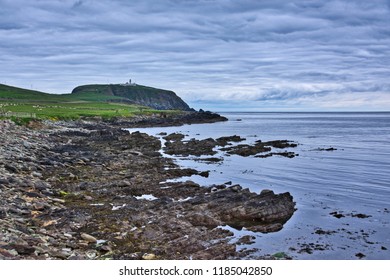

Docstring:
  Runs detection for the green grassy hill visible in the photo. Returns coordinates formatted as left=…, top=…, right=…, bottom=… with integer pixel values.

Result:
left=0, top=83, right=183, bottom=121
left=0, top=84, right=63, bottom=101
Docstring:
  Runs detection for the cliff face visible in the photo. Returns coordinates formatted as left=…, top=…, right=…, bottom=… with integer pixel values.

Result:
left=71, top=84, right=192, bottom=111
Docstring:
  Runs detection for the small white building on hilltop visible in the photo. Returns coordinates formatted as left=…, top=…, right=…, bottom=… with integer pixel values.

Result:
left=121, top=78, right=137, bottom=86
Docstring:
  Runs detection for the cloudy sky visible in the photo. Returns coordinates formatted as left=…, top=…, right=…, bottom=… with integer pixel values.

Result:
left=1, top=0, right=390, bottom=111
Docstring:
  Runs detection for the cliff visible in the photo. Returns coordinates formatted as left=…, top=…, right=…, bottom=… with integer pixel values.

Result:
left=71, top=84, right=192, bottom=111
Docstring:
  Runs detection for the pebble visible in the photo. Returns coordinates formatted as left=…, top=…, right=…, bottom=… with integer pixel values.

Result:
left=142, top=253, right=156, bottom=260
left=80, top=233, right=97, bottom=243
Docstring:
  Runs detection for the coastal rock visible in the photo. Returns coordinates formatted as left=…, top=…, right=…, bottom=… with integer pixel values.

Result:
left=0, top=118, right=296, bottom=260
left=183, top=188, right=295, bottom=232
left=164, top=138, right=218, bottom=156
left=216, top=135, right=246, bottom=146
left=221, top=140, right=297, bottom=157
left=163, top=133, right=185, bottom=141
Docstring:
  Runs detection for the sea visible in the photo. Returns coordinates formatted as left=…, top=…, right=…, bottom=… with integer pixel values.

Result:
left=128, top=112, right=390, bottom=260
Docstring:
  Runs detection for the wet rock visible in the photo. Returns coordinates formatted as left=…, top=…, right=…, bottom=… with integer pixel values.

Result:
left=330, top=211, right=345, bottom=219
left=164, top=138, right=218, bottom=156
left=163, top=133, right=185, bottom=141
left=314, top=229, right=337, bottom=235
left=351, top=213, right=371, bottom=219
left=314, top=147, right=337, bottom=151
left=221, top=140, right=297, bottom=157
left=166, top=168, right=199, bottom=178
left=355, top=252, right=366, bottom=259
left=220, top=143, right=271, bottom=157
left=255, top=152, right=298, bottom=158
left=236, top=235, right=256, bottom=245
left=183, top=187, right=295, bottom=233
left=216, top=135, right=246, bottom=146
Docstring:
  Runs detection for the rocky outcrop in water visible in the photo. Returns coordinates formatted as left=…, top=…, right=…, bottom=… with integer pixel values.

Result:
left=162, top=132, right=298, bottom=159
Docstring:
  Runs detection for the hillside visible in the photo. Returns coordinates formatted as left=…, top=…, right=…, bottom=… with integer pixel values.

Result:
left=71, top=84, right=192, bottom=111
left=0, top=84, right=62, bottom=101
left=0, top=83, right=189, bottom=120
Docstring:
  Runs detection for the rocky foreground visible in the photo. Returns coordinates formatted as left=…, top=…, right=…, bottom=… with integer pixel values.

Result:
left=0, top=114, right=296, bottom=260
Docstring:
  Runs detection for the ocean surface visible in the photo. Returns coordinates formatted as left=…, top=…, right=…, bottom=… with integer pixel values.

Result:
left=128, top=112, right=390, bottom=259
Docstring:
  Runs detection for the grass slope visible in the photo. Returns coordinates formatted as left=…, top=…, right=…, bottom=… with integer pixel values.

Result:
left=0, top=84, right=174, bottom=121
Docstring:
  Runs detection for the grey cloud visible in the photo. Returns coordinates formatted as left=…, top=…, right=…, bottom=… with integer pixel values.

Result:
left=0, top=0, right=389, bottom=110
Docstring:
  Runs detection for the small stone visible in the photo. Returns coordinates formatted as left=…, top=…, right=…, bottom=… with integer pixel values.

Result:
left=5, top=164, right=20, bottom=174
left=230, top=185, right=242, bottom=192
left=142, top=253, right=156, bottom=260
left=0, top=248, right=18, bottom=258
left=50, top=250, right=69, bottom=259
left=33, top=203, right=46, bottom=211
left=99, top=245, right=112, bottom=252
left=23, top=141, right=32, bottom=148
left=51, top=198, right=65, bottom=203
left=81, top=233, right=97, bottom=243
left=9, top=243, right=35, bottom=255
left=86, top=250, right=97, bottom=259
left=0, top=208, right=7, bottom=219
left=0, top=178, right=10, bottom=185
left=31, top=171, right=43, bottom=178
left=118, top=180, right=132, bottom=187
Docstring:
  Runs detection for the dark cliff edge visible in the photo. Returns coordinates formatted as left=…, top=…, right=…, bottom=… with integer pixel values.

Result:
left=71, top=84, right=193, bottom=111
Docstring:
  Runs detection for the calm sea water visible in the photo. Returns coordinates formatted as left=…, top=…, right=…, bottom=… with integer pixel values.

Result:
left=129, top=112, right=390, bottom=259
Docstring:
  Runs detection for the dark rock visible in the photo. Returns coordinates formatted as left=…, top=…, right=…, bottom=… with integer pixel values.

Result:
left=166, top=168, right=199, bottom=178
left=222, top=140, right=297, bottom=157
left=221, top=143, right=271, bottom=157
left=314, top=229, right=337, bottom=235
left=314, top=147, right=337, bottom=151
left=5, top=164, right=20, bottom=173
left=198, top=171, right=210, bottom=178
left=0, top=208, right=7, bottom=219
left=163, top=133, right=185, bottom=141
left=183, top=188, right=295, bottom=233
left=355, top=252, right=366, bottom=259
left=330, top=211, right=345, bottom=219
left=6, top=243, right=35, bottom=255
left=236, top=235, right=256, bottom=245
left=351, top=213, right=371, bottom=219
left=216, top=135, right=246, bottom=146
left=0, top=178, right=10, bottom=185
left=164, top=138, right=218, bottom=156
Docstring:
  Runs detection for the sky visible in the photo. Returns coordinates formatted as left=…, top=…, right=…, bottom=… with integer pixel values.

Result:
left=1, top=0, right=390, bottom=111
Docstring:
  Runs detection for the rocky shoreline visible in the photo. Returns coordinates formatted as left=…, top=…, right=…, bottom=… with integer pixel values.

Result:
left=0, top=113, right=296, bottom=260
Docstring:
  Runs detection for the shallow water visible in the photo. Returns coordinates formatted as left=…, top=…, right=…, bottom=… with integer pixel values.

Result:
left=128, top=112, right=390, bottom=259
